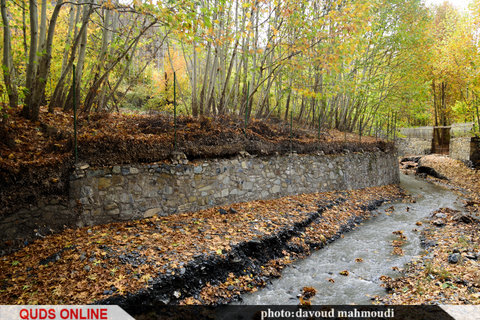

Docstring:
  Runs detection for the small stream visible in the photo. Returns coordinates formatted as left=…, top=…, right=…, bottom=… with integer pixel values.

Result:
left=238, top=173, right=465, bottom=304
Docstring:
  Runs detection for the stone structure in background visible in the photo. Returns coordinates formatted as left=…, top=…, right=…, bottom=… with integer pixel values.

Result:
left=0, top=151, right=399, bottom=247
left=397, top=123, right=480, bottom=166
left=397, top=126, right=433, bottom=156
left=449, top=123, right=480, bottom=165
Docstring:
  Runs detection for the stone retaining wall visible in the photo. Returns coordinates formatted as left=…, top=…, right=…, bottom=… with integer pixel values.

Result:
left=396, top=138, right=432, bottom=156
left=450, top=137, right=471, bottom=161
left=450, top=137, right=480, bottom=165
left=0, top=151, right=399, bottom=248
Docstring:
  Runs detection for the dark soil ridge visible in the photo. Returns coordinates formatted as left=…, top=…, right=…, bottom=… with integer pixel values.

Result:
left=97, top=196, right=390, bottom=314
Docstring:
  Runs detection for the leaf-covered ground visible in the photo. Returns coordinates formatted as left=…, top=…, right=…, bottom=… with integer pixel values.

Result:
left=378, top=155, right=480, bottom=305
left=0, top=184, right=403, bottom=305
left=0, top=106, right=392, bottom=216
left=419, top=155, right=480, bottom=212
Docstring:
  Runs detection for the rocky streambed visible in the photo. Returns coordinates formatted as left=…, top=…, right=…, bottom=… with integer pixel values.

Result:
left=237, top=173, right=466, bottom=305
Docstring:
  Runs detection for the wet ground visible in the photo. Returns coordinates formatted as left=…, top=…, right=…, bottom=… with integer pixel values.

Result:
left=238, top=173, right=465, bottom=304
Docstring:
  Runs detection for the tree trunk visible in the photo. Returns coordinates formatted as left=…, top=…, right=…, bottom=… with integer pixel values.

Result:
left=1, top=0, right=18, bottom=109
left=48, top=1, right=77, bottom=112
left=28, top=0, right=64, bottom=120
left=49, top=1, right=90, bottom=111
left=22, top=0, right=39, bottom=119
left=22, top=0, right=28, bottom=59
left=64, top=1, right=90, bottom=111
left=38, top=0, right=47, bottom=58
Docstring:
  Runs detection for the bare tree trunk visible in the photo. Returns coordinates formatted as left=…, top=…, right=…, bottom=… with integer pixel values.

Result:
left=21, top=0, right=28, bottom=60
left=49, top=1, right=90, bottom=111
left=29, top=0, right=64, bottom=120
left=38, top=0, right=47, bottom=53
left=49, top=1, right=77, bottom=112
left=82, top=19, right=157, bottom=113
left=22, top=0, right=39, bottom=118
left=191, top=36, right=198, bottom=116
left=284, top=86, right=292, bottom=121
left=64, top=1, right=90, bottom=111
left=62, top=3, right=78, bottom=72
left=94, top=7, right=113, bottom=111
left=1, top=0, right=18, bottom=109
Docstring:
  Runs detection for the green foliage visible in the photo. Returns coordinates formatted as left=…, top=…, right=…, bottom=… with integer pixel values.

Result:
left=144, top=95, right=171, bottom=112
left=0, top=0, right=477, bottom=130
left=121, top=90, right=150, bottom=110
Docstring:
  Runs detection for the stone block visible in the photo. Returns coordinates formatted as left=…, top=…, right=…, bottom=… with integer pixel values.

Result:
left=87, top=169, right=104, bottom=178
left=243, top=181, right=253, bottom=190
left=271, top=185, right=281, bottom=193
left=119, top=193, right=133, bottom=204
left=199, top=185, right=213, bottom=192
left=144, top=207, right=161, bottom=218
left=98, top=177, right=112, bottom=190
left=106, top=209, right=120, bottom=216
left=130, top=167, right=140, bottom=174
left=112, top=175, right=123, bottom=185
left=80, top=186, right=93, bottom=198
left=133, top=184, right=142, bottom=193
left=104, top=203, right=118, bottom=211
left=164, top=186, right=174, bottom=195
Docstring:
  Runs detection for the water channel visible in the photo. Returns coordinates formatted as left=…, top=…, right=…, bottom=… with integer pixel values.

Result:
left=238, top=173, right=465, bottom=304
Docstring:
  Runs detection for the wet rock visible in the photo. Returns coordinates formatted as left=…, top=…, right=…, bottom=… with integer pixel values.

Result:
left=227, top=285, right=234, bottom=291
left=453, top=213, right=476, bottom=224
left=432, top=219, right=445, bottom=227
left=420, top=238, right=437, bottom=249
left=401, top=156, right=421, bottom=163
left=229, top=207, right=237, bottom=214
left=455, top=278, right=468, bottom=286
left=433, top=213, right=447, bottom=219
left=465, top=253, right=478, bottom=260
left=219, top=208, right=228, bottom=215
left=416, top=166, right=448, bottom=180
left=448, top=253, right=460, bottom=264
left=403, top=163, right=417, bottom=169
left=39, top=253, right=61, bottom=265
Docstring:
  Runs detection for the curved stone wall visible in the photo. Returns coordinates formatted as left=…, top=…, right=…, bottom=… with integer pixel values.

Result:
left=0, top=151, right=399, bottom=250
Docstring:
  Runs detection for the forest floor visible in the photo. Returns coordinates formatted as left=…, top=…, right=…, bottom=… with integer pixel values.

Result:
left=0, top=184, right=404, bottom=307
left=378, top=155, right=480, bottom=304
left=0, top=106, right=391, bottom=217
